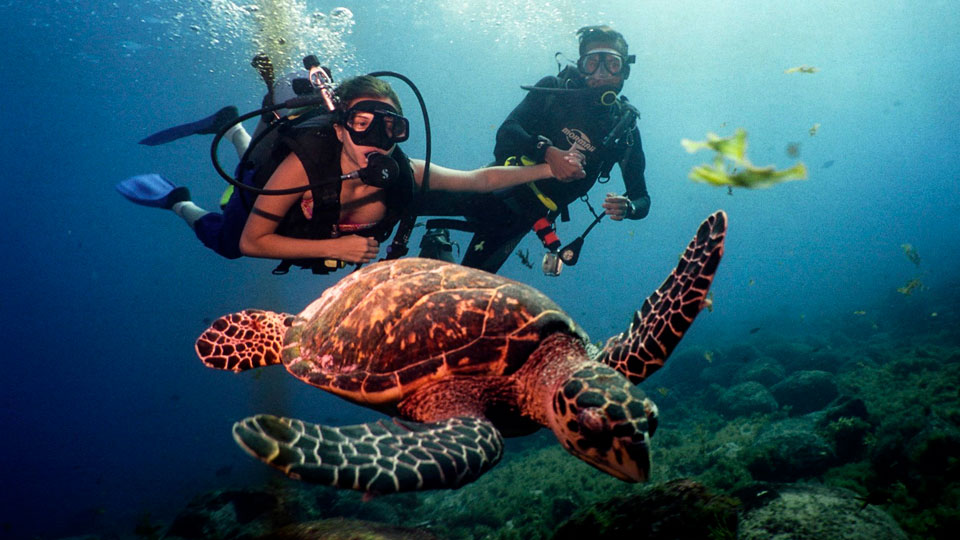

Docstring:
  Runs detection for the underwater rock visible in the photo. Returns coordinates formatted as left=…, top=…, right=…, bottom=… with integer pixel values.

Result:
left=699, top=361, right=743, bottom=388
left=820, top=396, right=870, bottom=424
left=744, top=417, right=837, bottom=482
left=733, top=357, right=786, bottom=387
left=163, top=485, right=426, bottom=539
left=873, top=410, right=960, bottom=488
left=807, top=349, right=847, bottom=373
left=252, top=517, right=438, bottom=540
left=816, top=397, right=875, bottom=462
left=651, top=346, right=712, bottom=392
left=760, top=341, right=818, bottom=373
left=165, top=489, right=287, bottom=539
left=551, top=478, right=738, bottom=539
left=736, top=483, right=907, bottom=539
left=725, top=343, right=762, bottom=364
left=718, top=381, right=779, bottom=418
left=904, top=413, right=960, bottom=479
left=770, top=370, right=838, bottom=415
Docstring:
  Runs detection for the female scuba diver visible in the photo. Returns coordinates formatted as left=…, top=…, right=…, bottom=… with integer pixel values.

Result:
left=117, top=75, right=586, bottom=274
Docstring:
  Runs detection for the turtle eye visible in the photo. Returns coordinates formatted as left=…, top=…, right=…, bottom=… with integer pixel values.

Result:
left=578, top=407, right=608, bottom=435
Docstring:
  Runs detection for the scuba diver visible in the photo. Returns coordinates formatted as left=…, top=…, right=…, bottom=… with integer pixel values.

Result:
left=417, top=25, right=650, bottom=275
left=117, top=65, right=584, bottom=275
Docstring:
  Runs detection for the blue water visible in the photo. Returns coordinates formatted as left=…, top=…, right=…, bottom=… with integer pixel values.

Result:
left=1, top=1, right=958, bottom=538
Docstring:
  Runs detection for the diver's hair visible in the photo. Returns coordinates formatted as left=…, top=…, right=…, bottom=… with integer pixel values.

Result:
left=577, top=25, right=629, bottom=57
left=334, top=75, right=403, bottom=115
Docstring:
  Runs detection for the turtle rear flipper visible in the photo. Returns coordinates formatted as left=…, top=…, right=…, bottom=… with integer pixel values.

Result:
left=195, top=309, right=294, bottom=372
left=233, top=415, right=503, bottom=493
left=598, top=211, right=727, bottom=383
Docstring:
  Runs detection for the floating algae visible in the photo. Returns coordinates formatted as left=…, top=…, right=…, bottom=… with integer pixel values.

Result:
left=682, top=129, right=807, bottom=189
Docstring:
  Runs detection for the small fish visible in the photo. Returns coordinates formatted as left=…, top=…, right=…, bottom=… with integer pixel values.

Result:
left=516, top=248, right=533, bottom=269
left=853, top=310, right=866, bottom=315
left=809, top=123, right=821, bottom=136
left=749, top=327, right=761, bottom=334
left=785, top=142, right=801, bottom=158
left=628, top=230, right=636, bottom=237
left=822, top=159, right=835, bottom=168
left=727, top=186, right=734, bottom=196
left=785, top=65, right=819, bottom=74
left=897, top=278, right=924, bottom=296
left=931, top=312, right=938, bottom=317
left=704, top=351, right=714, bottom=363
left=474, top=240, right=485, bottom=251
left=215, top=465, right=233, bottom=477
left=748, top=278, right=756, bottom=286
left=657, top=387, right=670, bottom=396
left=703, top=291, right=714, bottom=312
left=900, top=243, right=921, bottom=267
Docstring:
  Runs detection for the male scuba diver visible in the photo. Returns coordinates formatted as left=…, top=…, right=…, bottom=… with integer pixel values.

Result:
left=417, top=25, right=650, bottom=274
left=117, top=70, right=583, bottom=275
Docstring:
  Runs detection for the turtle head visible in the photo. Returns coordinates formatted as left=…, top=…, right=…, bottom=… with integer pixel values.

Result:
left=548, top=364, right=658, bottom=482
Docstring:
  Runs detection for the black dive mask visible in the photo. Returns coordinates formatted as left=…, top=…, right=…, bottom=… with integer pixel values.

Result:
left=342, top=100, right=410, bottom=151
left=577, top=48, right=635, bottom=79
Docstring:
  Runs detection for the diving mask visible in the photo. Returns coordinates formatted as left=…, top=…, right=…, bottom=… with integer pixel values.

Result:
left=577, top=49, right=629, bottom=77
left=343, top=100, right=410, bottom=151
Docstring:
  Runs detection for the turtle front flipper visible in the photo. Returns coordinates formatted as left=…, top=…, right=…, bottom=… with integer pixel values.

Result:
left=598, top=211, right=727, bottom=383
left=233, top=414, right=504, bottom=494
left=195, top=309, right=294, bottom=372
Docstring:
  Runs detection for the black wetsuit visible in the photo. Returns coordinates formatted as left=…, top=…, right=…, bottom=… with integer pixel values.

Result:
left=418, top=74, right=650, bottom=273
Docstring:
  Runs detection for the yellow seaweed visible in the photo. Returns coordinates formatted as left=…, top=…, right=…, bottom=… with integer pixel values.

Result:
left=683, top=128, right=807, bottom=188
left=689, top=161, right=807, bottom=189
left=682, top=129, right=747, bottom=163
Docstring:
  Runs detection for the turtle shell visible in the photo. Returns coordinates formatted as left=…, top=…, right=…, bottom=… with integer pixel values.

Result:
left=282, top=258, right=585, bottom=405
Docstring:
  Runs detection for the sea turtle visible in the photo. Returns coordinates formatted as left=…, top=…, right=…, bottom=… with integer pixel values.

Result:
left=196, top=211, right=727, bottom=494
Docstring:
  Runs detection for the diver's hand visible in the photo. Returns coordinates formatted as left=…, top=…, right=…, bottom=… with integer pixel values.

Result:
left=332, top=235, right=380, bottom=263
left=602, top=193, right=633, bottom=221
left=545, top=146, right=586, bottom=182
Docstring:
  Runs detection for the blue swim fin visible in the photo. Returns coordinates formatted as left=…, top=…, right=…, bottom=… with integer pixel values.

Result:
left=139, top=106, right=239, bottom=146
left=116, top=174, right=190, bottom=209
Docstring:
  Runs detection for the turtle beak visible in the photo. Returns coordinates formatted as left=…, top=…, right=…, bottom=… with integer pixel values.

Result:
left=565, top=412, right=652, bottom=483
left=549, top=366, right=658, bottom=483
left=597, top=433, right=651, bottom=482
